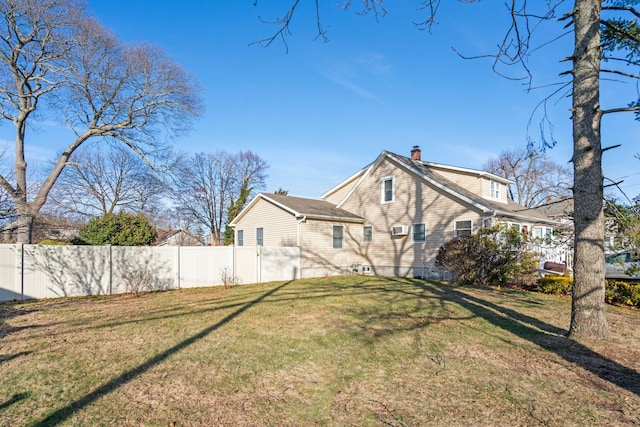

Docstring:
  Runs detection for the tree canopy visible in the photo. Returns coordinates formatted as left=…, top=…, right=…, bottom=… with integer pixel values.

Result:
left=77, top=212, right=157, bottom=246
left=484, top=147, right=572, bottom=208
left=171, top=150, right=268, bottom=245
left=47, top=144, right=168, bottom=220
left=0, top=0, right=202, bottom=243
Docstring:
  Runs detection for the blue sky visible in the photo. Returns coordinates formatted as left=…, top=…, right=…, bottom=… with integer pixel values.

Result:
left=8, top=1, right=640, bottom=202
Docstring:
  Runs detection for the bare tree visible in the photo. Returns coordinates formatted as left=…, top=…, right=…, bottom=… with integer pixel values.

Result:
left=0, top=0, right=202, bottom=243
left=171, top=150, right=268, bottom=245
left=484, top=147, right=572, bottom=208
left=47, top=144, right=167, bottom=220
left=255, top=0, right=640, bottom=339
left=224, top=151, right=270, bottom=244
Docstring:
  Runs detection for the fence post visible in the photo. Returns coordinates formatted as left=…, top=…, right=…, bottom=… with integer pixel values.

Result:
left=108, top=245, right=112, bottom=295
left=177, top=246, right=181, bottom=289
left=232, top=245, right=235, bottom=285
left=19, top=243, right=24, bottom=300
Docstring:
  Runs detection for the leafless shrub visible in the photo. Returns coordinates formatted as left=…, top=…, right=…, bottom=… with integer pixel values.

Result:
left=121, top=267, right=173, bottom=296
left=219, top=266, right=241, bottom=289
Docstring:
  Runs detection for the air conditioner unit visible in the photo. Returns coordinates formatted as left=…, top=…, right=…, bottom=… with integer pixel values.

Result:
left=391, top=225, right=408, bottom=236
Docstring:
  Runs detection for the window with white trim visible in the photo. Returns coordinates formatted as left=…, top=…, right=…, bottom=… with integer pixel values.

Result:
left=237, top=230, right=244, bottom=246
left=333, top=225, right=344, bottom=249
left=412, top=223, right=426, bottom=243
left=507, top=222, right=521, bottom=233
left=363, top=226, right=373, bottom=243
left=454, top=220, right=472, bottom=237
left=533, top=226, right=553, bottom=244
left=490, top=180, right=500, bottom=199
left=256, top=227, right=263, bottom=246
left=382, top=177, right=394, bottom=203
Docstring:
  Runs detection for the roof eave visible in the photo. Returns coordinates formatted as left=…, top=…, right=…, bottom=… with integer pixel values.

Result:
left=321, top=166, right=370, bottom=200
left=386, top=152, right=495, bottom=214
left=301, top=214, right=365, bottom=223
left=229, top=193, right=301, bottom=227
left=492, top=209, right=563, bottom=226
left=422, top=161, right=514, bottom=185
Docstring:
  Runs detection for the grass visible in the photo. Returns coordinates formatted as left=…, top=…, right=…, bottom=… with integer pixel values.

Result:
left=1, top=276, right=639, bottom=426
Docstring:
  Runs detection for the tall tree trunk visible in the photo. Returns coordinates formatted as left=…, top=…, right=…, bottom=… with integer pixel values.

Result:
left=569, top=0, right=610, bottom=339
left=15, top=208, right=35, bottom=244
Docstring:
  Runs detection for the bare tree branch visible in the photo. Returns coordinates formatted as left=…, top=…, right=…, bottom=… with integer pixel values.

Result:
left=0, top=0, right=203, bottom=242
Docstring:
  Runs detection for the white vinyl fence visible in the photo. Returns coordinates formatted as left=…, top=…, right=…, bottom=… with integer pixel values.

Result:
left=0, top=244, right=300, bottom=302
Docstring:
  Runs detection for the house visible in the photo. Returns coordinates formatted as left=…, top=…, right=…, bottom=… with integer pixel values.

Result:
left=534, top=195, right=622, bottom=257
left=230, top=147, right=564, bottom=279
left=153, top=229, right=203, bottom=246
left=3, top=214, right=82, bottom=243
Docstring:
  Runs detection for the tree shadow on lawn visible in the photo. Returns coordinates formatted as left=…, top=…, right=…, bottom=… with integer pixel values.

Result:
left=404, top=279, right=640, bottom=397
left=27, top=276, right=640, bottom=425
left=0, top=392, right=30, bottom=411
left=31, top=280, right=294, bottom=427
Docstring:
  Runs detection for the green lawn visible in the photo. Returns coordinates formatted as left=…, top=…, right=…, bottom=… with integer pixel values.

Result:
left=1, top=276, right=639, bottom=426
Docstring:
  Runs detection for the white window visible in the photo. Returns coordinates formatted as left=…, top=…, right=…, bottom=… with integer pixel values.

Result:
left=333, top=225, right=344, bottom=249
left=382, top=177, right=394, bottom=203
left=237, top=230, right=244, bottom=246
left=490, top=180, right=500, bottom=199
left=482, top=217, right=493, bottom=228
left=412, top=223, right=426, bottom=243
left=363, top=226, right=373, bottom=243
left=454, top=220, right=472, bottom=237
left=256, top=227, right=263, bottom=246
left=507, top=222, right=521, bottom=233
left=533, top=226, right=553, bottom=243
left=533, top=227, right=543, bottom=240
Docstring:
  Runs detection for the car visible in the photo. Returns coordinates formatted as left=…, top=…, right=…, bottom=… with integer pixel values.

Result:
left=605, top=250, right=640, bottom=281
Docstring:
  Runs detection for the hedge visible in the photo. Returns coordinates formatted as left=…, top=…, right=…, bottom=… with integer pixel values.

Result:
left=536, top=275, right=640, bottom=308
left=606, top=280, right=640, bottom=307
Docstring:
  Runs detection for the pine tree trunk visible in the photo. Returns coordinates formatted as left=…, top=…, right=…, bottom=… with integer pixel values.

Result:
left=569, top=0, right=610, bottom=339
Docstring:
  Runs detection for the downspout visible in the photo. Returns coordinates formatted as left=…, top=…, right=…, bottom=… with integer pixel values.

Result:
left=483, top=211, right=497, bottom=229
left=296, top=215, right=307, bottom=247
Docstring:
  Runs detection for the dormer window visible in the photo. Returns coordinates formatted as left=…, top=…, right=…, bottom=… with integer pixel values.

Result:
left=490, top=180, right=500, bottom=199
left=382, top=176, right=394, bottom=203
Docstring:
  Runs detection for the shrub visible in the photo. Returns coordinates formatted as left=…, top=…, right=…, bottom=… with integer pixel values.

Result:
left=77, top=212, right=157, bottom=246
left=537, top=276, right=573, bottom=295
left=219, top=266, right=241, bottom=289
left=435, top=236, right=479, bottom=285
left=436, top=225, right=538, bottom=286
left=121, top=267, right=174, bottom=297
left=605, top=280, right=640, bottom=307
left=37, top=239, right=70, bottom=245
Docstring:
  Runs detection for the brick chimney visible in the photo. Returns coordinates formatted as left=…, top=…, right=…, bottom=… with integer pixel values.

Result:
left=411, top=145, right=421, bottom=161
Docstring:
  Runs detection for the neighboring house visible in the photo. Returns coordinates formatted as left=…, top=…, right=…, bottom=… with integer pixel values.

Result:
left=533, top=196, right=573, bottom=226
left=153, top=229, right=203, bottom=246
left=230, top=147, right=564, bottom=279
left=532, top=196, right=575, bottom=268
left=3, top=215, right=82, bottom=243
left=534, top=196, right=622, bottom=255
